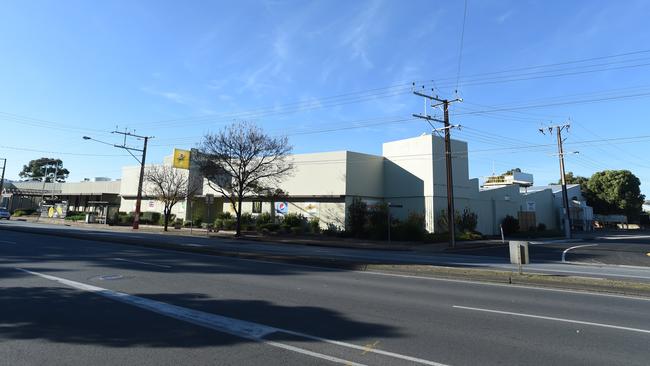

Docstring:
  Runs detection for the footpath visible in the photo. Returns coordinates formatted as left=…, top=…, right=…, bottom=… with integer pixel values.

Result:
left=3, top=218, right=650, bottom=297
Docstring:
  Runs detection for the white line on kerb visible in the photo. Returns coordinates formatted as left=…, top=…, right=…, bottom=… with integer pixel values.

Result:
left=112, top=257, right=172, bottom=269
left=453, top=305, right=650, bottom=335
left=562, top=244, right=599, bottom=262
left=16, top=268, right=449, bottom=366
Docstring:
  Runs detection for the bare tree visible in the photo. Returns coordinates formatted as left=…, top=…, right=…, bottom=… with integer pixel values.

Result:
left=198, top=121, right=293, bottom=236
left=145, top=165, right=199, bottom=231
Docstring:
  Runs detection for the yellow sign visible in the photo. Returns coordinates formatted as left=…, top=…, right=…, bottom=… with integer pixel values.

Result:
left=173, top=149, right=191, bottom=170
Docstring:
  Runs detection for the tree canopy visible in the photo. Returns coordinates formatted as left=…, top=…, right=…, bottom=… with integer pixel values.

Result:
left=19, top=158, right=69, bottom=182
left=586, top=170, right=645, bottom=218
left=554, top=170, right=645, bottom=218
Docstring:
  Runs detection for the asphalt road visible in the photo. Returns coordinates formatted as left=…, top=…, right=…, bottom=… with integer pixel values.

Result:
left=449, top=234, right=650, bottom=267
left=3, top=221, right=650, bottom=282
left=2, top=229, right=650, bottom=365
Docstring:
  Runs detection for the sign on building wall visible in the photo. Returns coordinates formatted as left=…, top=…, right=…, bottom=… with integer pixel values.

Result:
left=172, top=149, right=191, bottom=170
left=275, top=202, right=288, bottom=215
left=304, top=202, right=318, bottom=216
left=526, top=201, right=536, bottom=212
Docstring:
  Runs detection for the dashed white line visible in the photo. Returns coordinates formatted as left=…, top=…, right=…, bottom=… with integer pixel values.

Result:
left=112, top=257, right=172, bottom=269
left=562, top=244, right=599, bottom=263
left=17, top=268, right=450, bottom=366
left=0, top=240, right=16, bottom=244
left=453, top=305, right=650, bottom=335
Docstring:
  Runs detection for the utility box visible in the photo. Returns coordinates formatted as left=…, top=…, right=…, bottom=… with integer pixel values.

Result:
left=509, top=241, right=529, bottom=265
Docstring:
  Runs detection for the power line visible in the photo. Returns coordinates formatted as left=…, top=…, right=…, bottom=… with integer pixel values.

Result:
left=455, top=0, right=468, bottom=93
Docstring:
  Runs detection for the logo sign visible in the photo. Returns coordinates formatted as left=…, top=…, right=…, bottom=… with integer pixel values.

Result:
left=172, top=148, right=191, bottom=170
left=275, top=202, right=288, bottom=215
left=148, top=200, right=155, bottom=208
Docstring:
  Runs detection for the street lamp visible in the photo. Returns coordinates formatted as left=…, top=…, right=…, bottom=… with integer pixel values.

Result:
left=82, top=132, right=152, bottom=229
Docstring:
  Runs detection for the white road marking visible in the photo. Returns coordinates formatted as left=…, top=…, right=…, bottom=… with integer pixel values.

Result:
left=453, top=305, right=650, bottom=335
left=0, top=240, right=16, bottom=244
left=6, top=225, right=650, bottom=302
left=112, top=257, right=172, bottom=269
left=597, top=235, right=650, bottom=240
left=17, top=268, right=449, bottom=366
left=562, top=244, right=599, bottom=263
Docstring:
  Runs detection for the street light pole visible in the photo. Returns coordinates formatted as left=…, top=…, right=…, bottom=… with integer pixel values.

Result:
left=83, top=132, right=152, bottom=230
left=0, top=158, right=6, bottom=206
left=132, top=136, right=148, bottom=229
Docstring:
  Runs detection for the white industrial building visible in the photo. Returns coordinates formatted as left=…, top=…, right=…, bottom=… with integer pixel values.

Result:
left=3, top=134, right=592, bottom=235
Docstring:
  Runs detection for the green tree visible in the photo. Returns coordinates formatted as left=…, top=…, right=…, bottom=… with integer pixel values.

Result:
left=586, top=170, right=645, bottom=218
left=556, top=172, right=591, bottom=199
left=19, top=158, right=69, bottom=182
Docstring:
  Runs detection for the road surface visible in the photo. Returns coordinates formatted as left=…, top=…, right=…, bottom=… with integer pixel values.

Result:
left=1, top=229, right=650, bottom=365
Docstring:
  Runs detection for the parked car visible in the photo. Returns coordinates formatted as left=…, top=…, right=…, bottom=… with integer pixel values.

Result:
left=0, top=208, right=10, bottom=220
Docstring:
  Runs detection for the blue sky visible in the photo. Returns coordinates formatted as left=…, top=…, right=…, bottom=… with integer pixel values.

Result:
left=1, top=0, right=649, bottom=194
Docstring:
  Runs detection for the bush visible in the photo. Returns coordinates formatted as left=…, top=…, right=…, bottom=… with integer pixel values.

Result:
left=240, top=212, right=254, bottom=225
left=437, top=209, right=462, bottom=233
left=290, top=226, right=303, bottom=235
left=308, top=217, right=321, bottom=234
left=347, top=197, right=367, bottom=237
left=13, top=209, right=35, bottom=217
left=215, top=218, right=236, bottom=230
left=391, top=213, right=426, bottom=241
left=367, top=203, right=389, bottom=240
left=501, top=215, right=520, bottom=235
left=222, top=218, right=236, bottom=230
left=282, top=213, right=305, bottom=228
left=256, top=212, right=273, bottom=226
left=537, top=223, right=547, bottom=232
left=458, top=231, right=483, bottom=240
left=140, top=212, right=162, bottom=225
left=117, top=212, right=135, bottom=225
left=258, top=223, right=280, bottom=232
left=323, top=223, right=341, bottom=236
left=64, top=213, right=86, bottom=221
left=458, top=208, right=478, bottom=232
left=216, top=212, right=232, bottom=220
left=158, top=213, right=175, bottom=226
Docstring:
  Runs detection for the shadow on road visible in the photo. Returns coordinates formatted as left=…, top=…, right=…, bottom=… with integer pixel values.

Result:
left=0, top=286, right=401, bottom=348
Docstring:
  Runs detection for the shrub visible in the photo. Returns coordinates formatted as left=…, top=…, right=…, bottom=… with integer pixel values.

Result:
left=140, top=212, right=162, bottom=225
left=308, top=217, right=321, bottom=234
left=117, top=212, right=135, bottom=225
left=222, top=218, right=236, bottom=230
left=437, top=209, right=462, bottom=233
left=256, top=212, right=273, bottom=226
left=258, top=223, right=280, bottom=232
left=501, top=215, right=520, bottom=235
left=323, top=223, right=341, bottom=236
left=216, top=212, right=232, bottom=220
left=64, top=213, right=86, bottom=221
left=347, top=197, right=368, bottom=237
left=290, top=226, right=303, bottom=235
left=367, top=203, right=389, bottom=240
left=158, top=213, right=174, bottom=226
left=391, top=213, right=426, bottom=241
left=458, top=208, right=478, bottom=232
left=214, top=218, right=236, bottom=230
left=282, top=213, right=305, bottom=228
left=240, top=212, right=254, bottom=225
left=537, top=223, right=547, bottom=231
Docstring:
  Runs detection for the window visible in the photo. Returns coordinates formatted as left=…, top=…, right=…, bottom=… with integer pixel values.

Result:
left=252, top=201, right=262, bottom=213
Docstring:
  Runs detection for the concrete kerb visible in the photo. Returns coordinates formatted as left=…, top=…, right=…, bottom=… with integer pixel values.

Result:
left=2, top=224, right=650, bottom=298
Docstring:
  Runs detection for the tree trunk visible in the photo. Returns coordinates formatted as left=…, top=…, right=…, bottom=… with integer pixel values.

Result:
left=164, top=209, right=170, bottom=232
left=235, top=197, right=243, bottom=237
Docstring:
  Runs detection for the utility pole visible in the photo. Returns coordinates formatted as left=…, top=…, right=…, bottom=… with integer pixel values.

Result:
left=413, top=86, right=462, bottom=248
left=540, top=123, right=572, bottom=239
left=0, top=158, right=6, bottom=207
left=112, top=130, right=152, bottom=230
